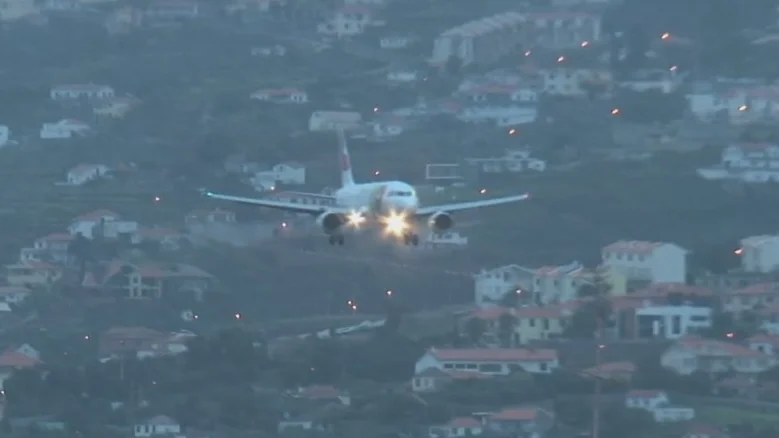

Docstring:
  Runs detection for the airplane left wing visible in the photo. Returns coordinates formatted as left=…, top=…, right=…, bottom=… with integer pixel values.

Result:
left=414, top=193, right=530, bottom=217
left=201, top=190, right=343, bottom=216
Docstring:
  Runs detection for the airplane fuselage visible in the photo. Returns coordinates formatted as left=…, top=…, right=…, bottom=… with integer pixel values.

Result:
left=333, top=180, right=419, bottom=216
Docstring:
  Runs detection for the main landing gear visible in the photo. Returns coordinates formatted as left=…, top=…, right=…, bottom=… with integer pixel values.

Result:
left=402, top=232, right=419, bottom=246
left=328, top=235, right=345, bottom=246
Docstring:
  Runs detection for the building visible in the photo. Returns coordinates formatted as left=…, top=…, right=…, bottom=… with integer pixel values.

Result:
left=67, top=209, right=125, bottom=239
left=738, top=235, right=779, bottom=272
left=185, top=208, right=236, bottom=231
left=520, top=10, right=602, bottom=49
left=250, top=88, right=309, bottom=104
left=412, top=367, right=490, bottom=393
left=539, top=68, right=612, bottom=97
left=386, top=68, right=420, bottom=83
left=625, top=390, right=695, bottom=423
left=40, top=119, right=90, bottom=139
left=415, top=347, right=559, bottom=375
left=0, top=347, right=40, bottom=389
left=380, top=35, right=413, bottom=49
left=0, top=286, right=31, bottom=304
left=457, top=106, right=538, bottom=126
left=5, top=261, right=61, bottom=288
left=50, top=84, right=115, bottom=101
left=619, top=69, right=683, bottom=94
left=100, top=326, right=165, bottom=356
left=133, top=415, right=181, bottom=438
left=136, top=331, right=196, bottom=359
left=253, top=162, right=306, bottom=185
left=93, top=96, right=140, bottom=118
left=66, top=164, right=109, bottom=186
left=698, top=143, right=779, bottom=183
left=721, top=283, right=779, bottom=314
left=317, top=5, right=374, bottom=38
left=429, top=417, right=483, bottom=438
left=601, top=240, right=688, bottom=284
left=634, top=305, right=712, bottom=339
left=468, top=305, right=574, bottom=345
left=145, top=0, right=199, bottom=20
left=431, top=12, right=525, bottom=67
left=688, top=86, right=779, bottom=124
left=661, top=336, right=776, bottom=375
left=473, top=262, right=625, bottom=307
left=308, top=111, right=362, bottom=132
left=486, top=407, right=555, bottom=436
left=747, top=333, right=779, bottom=356
left=26, top=232, right=74, bottom=264
left=82, top=260, right=214, bottom=300
left=465, top=149, right=546, bottom=174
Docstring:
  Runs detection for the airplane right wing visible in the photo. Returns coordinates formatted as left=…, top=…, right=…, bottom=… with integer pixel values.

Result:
left=414, top=193, right=531, bottom=217
left=201, top=190, right=345, bottom=216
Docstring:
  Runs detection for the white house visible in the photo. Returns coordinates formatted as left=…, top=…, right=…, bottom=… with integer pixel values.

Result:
left=625, top=390, right=695, bottom=423
left=721, top=283, right=779, bottom=314
left=747, top=334, right=779, bottom=356
left=520, top=10, right=602, bottom=50
left=540, top=68, right=612, bottom=96
left=457, top=106, right=538, bottom=126
left=250, top=45, right=287, bottom=57
left=688, top=86, right=779, bottom=124
left=738, top=234, right=779, bottom=273
left=634, top=305, right=712, bottom=339
left=431, top=12, right=525, bottom=67
left=50, top=84, right=115, bottom=101
left=317, top=6, right=374, bottom=38
left=380, top=35, right=413, bottom=49
left=40, top=119, right=91, bottom=139
left=309, top=111, right=362, bottom=132
left=465, top=149, right=546, bottom=173
left=660, top=336, right=776, bottom=375
left=619, top=69, right=683, bottom=94
left=250, top=88, right=309, bottom=104
left=424, top=231, right=468, bottom=250
left=697, top=143, right=779, bottom=183
left=0, top=286, right=31, bottom=304
left=0, top=125, right=9, bottom=148
left=601, top=240, right=688, bottom=284
left=68, top=209, right=124, bottom=239
left=133, top=415, right=181, bottom=437
left=386, top=69, right=420, bottom=83
left=66, top=164, right=109, bottom=186
left=273, top=162, right=306, bottom=185
left=415, top=347, right=559, bottom=376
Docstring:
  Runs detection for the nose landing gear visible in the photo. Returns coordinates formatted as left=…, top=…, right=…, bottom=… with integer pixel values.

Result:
left=402, top=232, right=419, bottom=246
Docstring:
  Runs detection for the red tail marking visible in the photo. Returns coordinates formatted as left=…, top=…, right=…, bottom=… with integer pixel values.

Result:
left=340, top=153, right=350, bottom=171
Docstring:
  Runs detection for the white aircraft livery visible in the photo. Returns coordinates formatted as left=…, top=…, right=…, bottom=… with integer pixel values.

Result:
left=201, top=130, right=530, bottom=246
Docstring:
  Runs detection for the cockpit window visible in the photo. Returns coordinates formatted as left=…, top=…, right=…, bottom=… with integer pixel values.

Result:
left=388, top=191, right=413, bottom=197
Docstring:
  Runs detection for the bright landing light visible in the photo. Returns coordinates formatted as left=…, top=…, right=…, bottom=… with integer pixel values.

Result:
left=381, top=211, right=409, bottom=236
left=347, top=210, right=366, bottom=227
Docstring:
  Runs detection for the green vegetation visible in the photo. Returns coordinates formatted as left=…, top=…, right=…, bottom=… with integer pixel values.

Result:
left=697, top=407, right=779, bottom=427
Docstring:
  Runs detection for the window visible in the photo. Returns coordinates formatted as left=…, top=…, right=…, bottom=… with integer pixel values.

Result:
left=443, top=363, right=454, bottom=369
left=539, top=362, right=548, bottom=371
left=479, top=363, right=501, bottom=373
left=529, top=318, right=536, bottom=327
left=542, top=318, right=550, bottom=330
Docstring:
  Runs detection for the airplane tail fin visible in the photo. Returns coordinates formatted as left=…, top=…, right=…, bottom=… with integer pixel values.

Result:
left=337, top=129, right=355, bottom=187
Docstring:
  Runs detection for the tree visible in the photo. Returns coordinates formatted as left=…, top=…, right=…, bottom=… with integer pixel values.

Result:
left=497, top=313, right=517, bottom=347
left=464, top=317, right=486, bottom=345
left=565, top=270, right=612, bottom=338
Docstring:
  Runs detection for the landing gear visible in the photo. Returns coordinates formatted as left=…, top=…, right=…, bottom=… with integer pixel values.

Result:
left=402, top=232, right=419, bottom=246
left=328, top=235, right=345, bottom=246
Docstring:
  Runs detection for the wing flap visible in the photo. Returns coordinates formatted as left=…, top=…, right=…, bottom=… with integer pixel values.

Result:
left=414, top=193, right=530, bottom=217
left=202, top=191, right=336, bottom=215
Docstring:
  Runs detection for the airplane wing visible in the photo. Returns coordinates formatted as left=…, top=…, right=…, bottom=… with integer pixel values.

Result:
left=278, top=191, right=336, bottom=201
left=414, top=193, right=530, bottom=217
left=201, top=190, right=344, bottom=216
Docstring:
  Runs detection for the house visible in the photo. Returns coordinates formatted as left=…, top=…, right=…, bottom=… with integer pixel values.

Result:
left=308, top=111, right=362, bottom=132
left=415, top=347, right=558, bottom=375
left=28, top=232, right=74, bottom=264
left=626, top=390, right=695, bottom=422
left=619, top=69, right=683, bottom=94
left=468, top=305, right=573, bottom=345
left=660, top=336, right=776, bottom=375
left=0, top=286, right=31, bottom=304
left=136, top=331, right=196, bottom=359
left=688, top=86, right=779, bottom=124
left=0, top=125, right=9, bottom=148
left=520, top=10, right=602, bottom=49
left=132, top=227, right=184, bottom=249
left=370, top=115, right=409, bottom=138
left=5, top=261, right=61, bottom=288
left=721, top=283, right=779, bottom=314
left=386, top=68, right=420, bottom=83
left=317, top=6, right=374, bottom=38
left=737, top=234, right=779, bottom=273
left=40, top=119, right=91, bottom=139
left=465, top=149, right=547, bottom=174
left=0, top=347, right=41, bottom=389
left=0, top=0, right=38, bottom=21
left=486, top=406, right=554, bottom=436
left=185, top=208, right=236, bottom=229
left=424, top=231, right=468, bottom=250
left=270, top=162, right=306, bottom=185
left=431, top=12, right=524, bottom=67
left=133, top=415, right=181, bottom=437
left=82, top=260, right=214, bottom=300
left=100, top=327, right=166, bottom=356
left=93, top=96, right=140, bottom=118
left=50, top=84, right=115, bottom=101
left=250, top=88, right=309, bottom=104
left=473, top=262, right=625, bottom=307
left=379, top=35, right=413, bottom=49
left=429, top=417, right=483, bottom=438
left=698, top=143, right=779, bottom=183
left=539, top=68, right=612, bottom=96
left=250, top=45, right=287, bottom=57
left=66, top=164, right=109, bottom=186
left=601, top=240, right=688, bottom=284
left=104, top=6, right=143, bottom=34
left=634, top=305, right=712, bottom=339
left=683, top=424, right=729, bottom=438
left=457, top=106, right=537, bottom=126
left=68, top=209, right=123, bottom=239
left=747, top=333, right=779, bottom=356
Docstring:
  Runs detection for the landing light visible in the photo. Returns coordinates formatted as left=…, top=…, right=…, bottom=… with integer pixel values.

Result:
left=381, top=210, right=409, bottom=236
left=347, top=210, right=365, bottom=227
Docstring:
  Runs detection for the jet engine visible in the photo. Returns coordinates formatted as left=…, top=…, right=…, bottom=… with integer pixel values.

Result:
left=316, top=211, right=345, bottom=235
left=428, top=211, right=454, bottom=231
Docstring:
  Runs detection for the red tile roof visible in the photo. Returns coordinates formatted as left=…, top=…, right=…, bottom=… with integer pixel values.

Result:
left=0, top=351, right=40, bottom=368
left=727, top=282, right=779, bottom=296
left=429, top=348, right=557, bottom=362
left=490, top=407, right=541, bottom=421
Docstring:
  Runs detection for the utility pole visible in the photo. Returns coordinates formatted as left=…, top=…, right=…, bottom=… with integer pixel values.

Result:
left=592, top=316, right=603, bottom=438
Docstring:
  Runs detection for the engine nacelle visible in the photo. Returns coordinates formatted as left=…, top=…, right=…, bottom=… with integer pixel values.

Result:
left=316, top=211, right=345, bottom=235
left=428, top=211, right=454, bottom=231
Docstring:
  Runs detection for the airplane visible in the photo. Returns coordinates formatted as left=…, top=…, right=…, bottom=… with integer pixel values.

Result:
left=201, top=130, right=530, bottom=246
